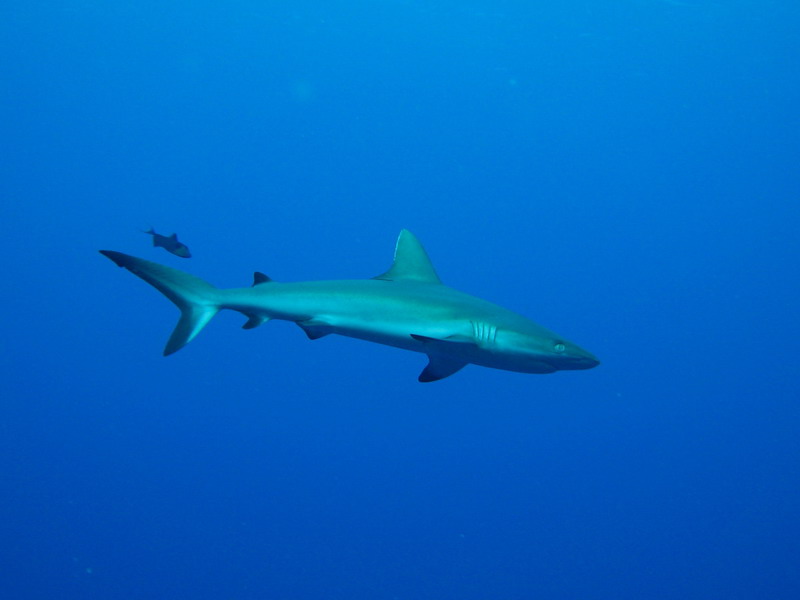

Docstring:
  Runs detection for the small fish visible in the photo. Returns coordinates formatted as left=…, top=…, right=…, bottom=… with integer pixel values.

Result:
left=143, top=228, right=192, bottom=258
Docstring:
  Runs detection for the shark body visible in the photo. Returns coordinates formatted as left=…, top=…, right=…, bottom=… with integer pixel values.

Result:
left=101, top=230, right=598, bottom=382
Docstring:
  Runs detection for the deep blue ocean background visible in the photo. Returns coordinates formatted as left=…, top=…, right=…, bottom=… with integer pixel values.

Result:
left=2, top=1, right=798, bottom=598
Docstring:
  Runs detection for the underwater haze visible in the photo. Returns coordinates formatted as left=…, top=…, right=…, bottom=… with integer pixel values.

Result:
left=1, top=1, right=798, bottom=598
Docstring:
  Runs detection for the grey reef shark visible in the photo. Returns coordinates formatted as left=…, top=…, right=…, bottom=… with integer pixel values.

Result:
left=100, top=230, right=599, bottom=382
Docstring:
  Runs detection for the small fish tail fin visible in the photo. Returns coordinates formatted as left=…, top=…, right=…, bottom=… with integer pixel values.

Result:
left=99, top=250, right=220, bottom=355
left=140, top=227, right=162, bottom=247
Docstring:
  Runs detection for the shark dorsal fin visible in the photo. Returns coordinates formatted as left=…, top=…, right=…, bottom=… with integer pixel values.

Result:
left=169, top=233, right=178, bottom=240
left=373, top=229, right=441, bottom=284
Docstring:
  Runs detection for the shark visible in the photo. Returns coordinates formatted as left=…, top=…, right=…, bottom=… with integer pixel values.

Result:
left=100, top=230, right=599, bottom=382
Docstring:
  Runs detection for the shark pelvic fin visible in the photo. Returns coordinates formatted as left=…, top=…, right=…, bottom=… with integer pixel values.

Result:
left=373, top=229, right=441, bottom=284
left=297, top=318, right=333, bottom=340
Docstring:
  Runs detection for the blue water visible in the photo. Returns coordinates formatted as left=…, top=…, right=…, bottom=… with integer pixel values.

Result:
left=2, top=1, right=798, bottom=598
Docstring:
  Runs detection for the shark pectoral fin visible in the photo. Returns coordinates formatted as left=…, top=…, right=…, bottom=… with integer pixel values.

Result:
left=419, top=356, right=468, bottom=382
left=411, top=334, right=471, bottom=382
left=410, top=333, right=475, bottom=345
left=297, top=318, right=333, bottom=340
left=242, top=314, right=270, bottom=329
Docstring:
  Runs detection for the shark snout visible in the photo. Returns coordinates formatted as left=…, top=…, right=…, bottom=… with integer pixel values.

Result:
left=559, top=346, right=600, bottom=370
left=570, top=348, right=600, bottom=369
left=573, top=355, right=600, bottom=369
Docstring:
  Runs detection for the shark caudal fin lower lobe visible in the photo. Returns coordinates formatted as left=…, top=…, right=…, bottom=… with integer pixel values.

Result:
left=100, top=250, right=220, bottom=355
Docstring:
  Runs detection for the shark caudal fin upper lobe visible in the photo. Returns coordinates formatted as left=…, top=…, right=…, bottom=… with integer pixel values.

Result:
left=99, top=250, right=219, bottom=355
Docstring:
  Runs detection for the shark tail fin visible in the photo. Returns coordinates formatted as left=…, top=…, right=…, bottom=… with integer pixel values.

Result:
left=100, top=250, right=220, bottom=355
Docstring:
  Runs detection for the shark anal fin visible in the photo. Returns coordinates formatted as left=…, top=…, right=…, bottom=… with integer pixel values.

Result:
left=419, top=356, right=468, bottom=382
left=297, top=318, right=333, bottom=340
left=242, top=314, right=270, bottom=329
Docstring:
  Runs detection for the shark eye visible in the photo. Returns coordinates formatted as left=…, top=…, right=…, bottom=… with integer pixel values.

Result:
left=554, top=342, right=566, bottom=353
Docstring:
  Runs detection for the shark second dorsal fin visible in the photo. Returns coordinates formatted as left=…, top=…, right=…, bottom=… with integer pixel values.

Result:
left=252, top=272, right=273, bottom=286
left=373, top=229, right=441, bottom=284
